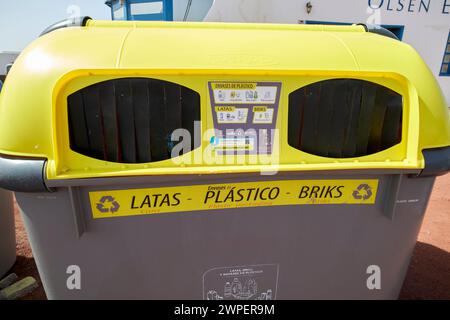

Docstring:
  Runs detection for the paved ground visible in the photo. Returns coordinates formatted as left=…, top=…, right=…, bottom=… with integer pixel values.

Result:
left=5, top=174, right=450, bottom=300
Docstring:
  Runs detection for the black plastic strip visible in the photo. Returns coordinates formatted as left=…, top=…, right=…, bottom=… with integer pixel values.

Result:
left=83, top=86, right=105, bottom=160
left=68, top=93, right=90, bottom=152
left=116, top=79, right=137, bottom=163
left=368, top=87, right=388, bottom=154
left=328, top=80, right=349, bottom=157
left=131, top=79, right=152, bottom=163
left=316, top=82, right=335, bottom=157
left=381, top=95, right=402, bottom=150
left=300, top=83, right=321, bottom=154
left=355, top=82, right=376, bottom=156
left=99, top=82, right=120, bottom=162
left=287, top=90, right=302, bottom=149
left=181, top=87, right=201, bottom=150
left=165, top=83, right=183, bottom=155
left=148, top=80, right=167, bottom=161
left=341, top=81, right=362, bottom=157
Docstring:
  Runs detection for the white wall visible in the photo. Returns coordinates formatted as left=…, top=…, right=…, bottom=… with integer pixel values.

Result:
left=205, top=0, right=450, bottom=105
left=173, top=0, right=214, bottom=21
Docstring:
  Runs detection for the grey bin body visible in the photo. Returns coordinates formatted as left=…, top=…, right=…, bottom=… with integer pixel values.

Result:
left=0, top=189, right=15, bottom=278
left=15, top=172, right=435, bottom=299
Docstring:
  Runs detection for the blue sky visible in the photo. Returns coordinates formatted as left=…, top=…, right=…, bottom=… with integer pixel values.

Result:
left=0, top=0, right=111, bottom=52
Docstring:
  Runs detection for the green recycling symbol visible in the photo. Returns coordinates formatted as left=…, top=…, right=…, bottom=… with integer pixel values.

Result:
left=352, top=184, right=373, bottom=200
left=96, top=195, right=120, bottom=213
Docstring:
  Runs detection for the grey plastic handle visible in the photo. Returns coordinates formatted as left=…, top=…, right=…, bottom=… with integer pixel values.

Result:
left=0, top=155, right=49, bottom=192
left=40, top=16, right=91, bottom=37
left=417, top=146, right=450, bottom=177
left=357, top=23, right=399, bottom=40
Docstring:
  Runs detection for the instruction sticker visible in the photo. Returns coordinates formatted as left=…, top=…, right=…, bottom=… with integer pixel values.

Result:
left=89, top=179, right=379, bottom=219
left=211, top=83, right=277, bottom=104
left=210, top=136, right=255, bottom=151
left=203, top=264, right=279, bottom=300
left=208, top=81, right=282, bottom=155
left=252, top=106, right=274, bottom=124
left=215, top=106, right=248, bottom=124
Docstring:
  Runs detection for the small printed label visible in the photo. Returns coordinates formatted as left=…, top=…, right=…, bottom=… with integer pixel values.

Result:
left=203, top=264, right=279, bottom=300
left=212, top=82, right=277, bottom=104
left=216, top=107, right=248, bottom=124
left=210, top=136, right=255, bottom=151
left=396, top=199, right=420, bottom=204
left=89, top=179, right=379, bottom=219
left=253, top=107, right=274, bottom=124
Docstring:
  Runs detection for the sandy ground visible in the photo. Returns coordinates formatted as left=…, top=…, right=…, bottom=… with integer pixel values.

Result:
left=398, top=174, right=450, bottom=299
left=4, top=174, right=450, bottom=300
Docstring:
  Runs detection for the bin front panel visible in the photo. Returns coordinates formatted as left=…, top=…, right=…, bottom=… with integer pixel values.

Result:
left=16, top=173, right=435, bottom=299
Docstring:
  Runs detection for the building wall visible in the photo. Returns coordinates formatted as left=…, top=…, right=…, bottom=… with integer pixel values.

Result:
left=205, top=0, right=450, bottom=105
left=173, top=0, right=214, bottom=21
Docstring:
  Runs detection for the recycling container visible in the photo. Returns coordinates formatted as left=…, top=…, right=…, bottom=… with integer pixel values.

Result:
left=0, top=188, right=15, bottom=278
left=0, top=19, right=449, bottom=299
